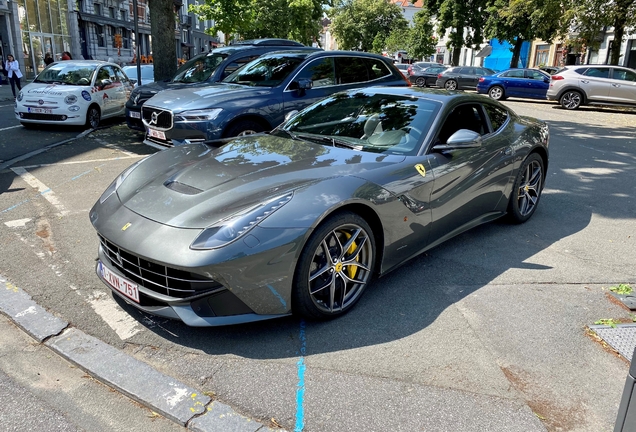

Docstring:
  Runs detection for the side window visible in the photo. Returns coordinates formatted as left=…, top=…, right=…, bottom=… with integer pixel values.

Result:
left=437, top=104, right=487, bottom=143
left=483, top=104, right=509, bottom=133
left=96, top=67, right=110, bottom=82
left=221, top=55, right=260, bottom=80
left=364, top=58, right=392, bottom=80
left=291, top=57, right=335, bottom=88
left=114, top=67, right=128, bottom=84
left=335, top=57, right=369, bottom=84
left=527, top=70, right=547, bottom=80
left=460, top=67, right=475, bottom=75
left=584, top=67, right=610, bottom=78
left=503, top=70, right=524, bottom=78
left=613, top=69, right=636, bottom=82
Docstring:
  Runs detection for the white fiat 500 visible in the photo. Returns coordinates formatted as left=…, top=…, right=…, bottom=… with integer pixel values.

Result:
left=15, top=60, right=134, bottom=129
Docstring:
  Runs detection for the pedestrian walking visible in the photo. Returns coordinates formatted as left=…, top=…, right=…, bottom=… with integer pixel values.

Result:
left=4, top=54, right=23, bottom=99
left=61, top=51, right=72, bottom=60
left=44, top=52, right=54, bottom=66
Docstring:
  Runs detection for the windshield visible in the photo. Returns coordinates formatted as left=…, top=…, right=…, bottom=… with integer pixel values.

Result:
left=34, top=64, right=96, bottom=85
left=223, top=55, right=305, bottom=87
left=274, top=91, right=441, bottom=155
left=172, top=54, right=226, bottom=83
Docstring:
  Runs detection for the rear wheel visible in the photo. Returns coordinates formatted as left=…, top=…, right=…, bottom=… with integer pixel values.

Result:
left=223, top=119, right=265, bottom=138
left=292, top=212, right=376, bottom=320
left=85, top=105, right=101, bottom=129
left=444, top=79, right=458, bottom=90
left=415, top=77, right=426, bottom=87
left=488, top=86, right=505, bottom=100
left=559, top=91, right=582, bottom=110
left=507, top=153, right=544, bottom=224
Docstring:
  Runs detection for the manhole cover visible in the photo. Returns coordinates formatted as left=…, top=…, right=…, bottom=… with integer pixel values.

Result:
left=590, top=324, right=636, bottom=360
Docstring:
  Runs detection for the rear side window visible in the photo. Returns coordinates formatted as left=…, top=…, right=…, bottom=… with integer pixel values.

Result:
left=483, top=104, right=509, bottom=133
left=526, top=70, right=548, bottom=80
left=503, top=70, right=524, bottom=78
left=365, top=58, right=392, bottom=80
left=459, top=67, right=475, bottom=74
left=220, top=55, right=260, bottom=80
left=335, top=57, right=369, bottom=84
left=291, top=57, right=335, bottom=88
left=613, top=69, right=636, bottom=82
left=583, top=67, right=610, bottom=78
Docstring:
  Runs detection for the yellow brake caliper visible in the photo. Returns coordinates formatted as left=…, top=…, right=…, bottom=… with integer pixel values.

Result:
left=343, top=232, right=359, bottom=279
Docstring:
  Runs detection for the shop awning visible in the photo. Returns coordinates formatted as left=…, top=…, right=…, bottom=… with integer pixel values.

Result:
left=475, top=45, right=492, bottom=58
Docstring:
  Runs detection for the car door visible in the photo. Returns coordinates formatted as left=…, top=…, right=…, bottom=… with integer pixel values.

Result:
left=112, top=67, right=133, bottom=116
left=579, top=67, right=611, bottom=101
left=427, top=102, right=513, bottom=244
left=524, top=69, right=550, bottom=98
left=458, top=67, right=476, bottom=89
left=94, top=66, right=115, bottom=116
left=607, top=68, right=636, bottom=103
left=500, top=69, right=526, bottom=97
left=282, top=56, right=337, bottom=116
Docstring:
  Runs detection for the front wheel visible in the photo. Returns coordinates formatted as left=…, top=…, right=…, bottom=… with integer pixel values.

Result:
left=488, top=86, right=505, bottom=100
left=223, top=119, right=265, bottom=138
left=559, top=91, right=582, bottom=110
left=507, top=153, right=544, bottom=224
left=444, top=79, right=458, bottom=90
left=292, top=212, right=376, bottom=320
left=415, top=77, right=426, bottom=87
left=85, top=105, right=101, bottom=129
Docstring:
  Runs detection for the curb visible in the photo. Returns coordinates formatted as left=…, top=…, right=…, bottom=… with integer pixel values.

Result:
left=0, top=274, right=278, bottom=432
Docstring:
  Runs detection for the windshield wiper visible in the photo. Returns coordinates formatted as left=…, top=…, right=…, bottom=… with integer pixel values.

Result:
left=294, top=133, right=361, bottom=150
left=273, top=129, right=302, bottom=141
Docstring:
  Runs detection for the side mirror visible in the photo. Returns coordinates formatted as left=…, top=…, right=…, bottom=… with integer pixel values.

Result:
left=284, top=110, right=299, bottom=123
left=297, top=79, right=313, bottom=90
left=99, top=79, right=112, bottom=89
left=130, top=79, right=138, bottom=86
left=433, top=129, right=482, bottom=151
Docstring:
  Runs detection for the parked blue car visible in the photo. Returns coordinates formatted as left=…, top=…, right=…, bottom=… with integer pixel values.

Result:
left=477, top=68, right=551, bottom=100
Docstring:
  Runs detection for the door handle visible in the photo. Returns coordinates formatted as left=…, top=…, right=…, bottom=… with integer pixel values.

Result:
left=581, top=80, right=589, bottom=84
left=612, top=83, right=620, bottom=87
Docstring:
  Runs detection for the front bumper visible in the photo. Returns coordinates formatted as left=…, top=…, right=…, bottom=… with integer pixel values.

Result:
left=126, top=107, right=144, bottom=131
left=15, top=108, right=85, bottom=125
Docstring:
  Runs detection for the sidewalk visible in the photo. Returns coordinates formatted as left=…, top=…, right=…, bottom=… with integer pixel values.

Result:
left=0, top=77, right=17, bottom=102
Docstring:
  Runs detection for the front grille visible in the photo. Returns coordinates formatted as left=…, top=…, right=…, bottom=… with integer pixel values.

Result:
left=146, top=135, right=173, bottom=147
left=19, top=113, right=67, bottom=121
left=98, top=234, right=224, bottom=300
left=142, top=106, right=173, bottom=129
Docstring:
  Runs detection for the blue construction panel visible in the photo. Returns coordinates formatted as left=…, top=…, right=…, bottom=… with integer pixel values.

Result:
left=484, top=39, right=530, bottom=72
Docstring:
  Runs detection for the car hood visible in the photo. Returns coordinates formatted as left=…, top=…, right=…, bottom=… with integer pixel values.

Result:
left=143, top=83, right=272, bottom=112
left=117, top=138, right=404, bottom=229
left=21, top=83, right=87, bottom=98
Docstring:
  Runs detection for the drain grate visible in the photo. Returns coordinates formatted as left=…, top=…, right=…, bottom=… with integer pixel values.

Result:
left=590, top=324, right=636, bottom=360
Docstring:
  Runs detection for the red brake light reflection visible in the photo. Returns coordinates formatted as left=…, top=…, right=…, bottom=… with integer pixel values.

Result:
left=438, top=73, right=443, bottom=78
left=478, top=77, right=485, bottom=82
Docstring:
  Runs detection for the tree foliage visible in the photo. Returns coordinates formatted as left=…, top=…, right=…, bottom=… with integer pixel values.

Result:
left=381, top=9, right=436, bottom=60
left=328, top=0, right=408, bottom=51
left=190, top=0, right=325, bottom=45
left=149, top=0, right=178, bottom=81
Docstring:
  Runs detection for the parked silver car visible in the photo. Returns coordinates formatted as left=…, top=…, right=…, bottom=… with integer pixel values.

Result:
left=546, top=65, right=636, bottom=110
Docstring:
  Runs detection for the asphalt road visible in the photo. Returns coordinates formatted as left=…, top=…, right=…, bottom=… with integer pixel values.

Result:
left=0, top=97, right=635, bottom=432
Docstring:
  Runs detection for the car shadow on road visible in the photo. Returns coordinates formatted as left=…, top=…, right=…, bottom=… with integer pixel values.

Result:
left=112, top=119, right=636, bottom=359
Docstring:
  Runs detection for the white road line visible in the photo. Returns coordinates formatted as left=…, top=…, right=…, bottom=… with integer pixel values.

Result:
left=10, top=167, right=70, bottom=217
left=15, top=155, right=144, bottom=170
left=4, top=218, right=32, bottom=228
left=0, top=125, right=21, bottom=132
left=87, top=291, right=142, bottom=340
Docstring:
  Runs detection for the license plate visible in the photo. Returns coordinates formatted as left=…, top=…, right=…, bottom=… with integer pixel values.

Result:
left=99, top=261, right=140, bottom=303
left=30, top=108, right=53, bottom=114
left=128, top=111, right=141, bottom=119
left=148, top=128, right=166, bottom=140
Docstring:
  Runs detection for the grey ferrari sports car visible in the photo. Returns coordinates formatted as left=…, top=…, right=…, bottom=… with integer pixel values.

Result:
left=90, top=87, right=549, bottom=326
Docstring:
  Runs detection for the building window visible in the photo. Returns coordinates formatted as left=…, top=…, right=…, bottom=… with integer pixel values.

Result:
left=121, top=9, right=127, bottom=20
left=534, top=44, right=550, bottom=67
left=96, top=25, right=105, bottom=47
left=121, top=28, right=130, bottom=49
left=94, top=3, right=101, bottom=15
left=109, top=7, right=115, bottom=18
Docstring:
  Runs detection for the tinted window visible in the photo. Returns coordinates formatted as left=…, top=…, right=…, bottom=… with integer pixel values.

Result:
left=292, top=57, right=335, bottom=88
left=224, top=55, right=305, bottom=87
left=613, top=69, right=636, bottom=82
left=483, top=104, right=509, bottom=132
left=336, top=57, right=369, bottom=84
left=365, top=58, right=392, bottom=80
left=583, top=67, right=610, bottom=78
left=437, top=104, right=487, bottom=143
left=503, top=70, right=524, bottom=78
left=527, top=70, right=548, bottom=80
left=459, top=67, right=475, bottom=74
left=220, top=55, right=260, bottom=79
left=173, top=54, right=226, bottom=83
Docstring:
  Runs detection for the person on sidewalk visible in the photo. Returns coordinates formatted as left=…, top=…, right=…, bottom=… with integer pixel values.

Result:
left=44, top=53, right=54, bottom=66
left=61, top=51, right=72, bottom=60
left=4, top=54, right=23, bottom=98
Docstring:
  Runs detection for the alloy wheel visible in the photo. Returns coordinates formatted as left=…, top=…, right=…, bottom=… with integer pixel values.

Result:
left=560, top=91, right=582, bottom=109
left=415, top=77, right=426, bottom=87
left=489, top=86, right=504, bottom=100
left=444, top=80, right=457, bottom=90
left=517, top=159, right=543, bottom=217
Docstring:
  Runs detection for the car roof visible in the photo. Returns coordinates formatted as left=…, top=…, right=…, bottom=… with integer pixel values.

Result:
left=51, top=60, right=120, bottom=68
left=229, top=38, right=305, bottom=47
left=257, top=50, right=394, bottom=61
left=345, top=85, right=505, bottom=105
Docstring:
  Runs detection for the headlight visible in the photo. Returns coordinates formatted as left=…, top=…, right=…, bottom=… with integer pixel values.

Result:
left=17, top=91, right=23, bottom=102
left=65, top=95, right=78, bottom=104
left=98, top=160, right=143, bottom=204
left=175, top=108, right=222, bottom=122
left=191, top=193, right=293, bottom=250
left=69, top=105, right=81, bottom=111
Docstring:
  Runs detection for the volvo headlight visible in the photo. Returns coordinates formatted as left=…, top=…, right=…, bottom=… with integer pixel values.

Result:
left=191, top=193, right=293, bottom=250
left=175, top=108, right=222, bottom=122
left=98, top=160, right=143, bottom=204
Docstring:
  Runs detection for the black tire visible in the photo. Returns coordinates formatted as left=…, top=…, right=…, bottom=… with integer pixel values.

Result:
left=444, top=79, right=457, bottom=90
left=488, top=86, right=505, bottom=100
left=415, top=77, right=426, bottom=87
left=85, top=105, right=101, bottom=129
left=559, top=90, right=582, bottom=110
left=20, top=122, right=36, bottom=129
left=292, top=211, right=376, bottom=320
left=507, top=153, right=544, bottom=224
left=223, top=119, right=265, bottom=138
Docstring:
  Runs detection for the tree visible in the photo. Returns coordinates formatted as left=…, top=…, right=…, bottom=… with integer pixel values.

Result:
left=406, top=9, right=437, bottom=60
left=329, top=0, right=408, bottom=52
left=484, top=0, right=567, bottom=68
left=424, top=0, right=489, bottom=66
left=149, top=0, right=178, bottom=81
left=567, top=0, right=636, bottom=65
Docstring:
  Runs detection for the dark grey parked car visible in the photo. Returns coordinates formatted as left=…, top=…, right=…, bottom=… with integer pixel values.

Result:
left=91, top=87, right=549, bottom=326
left=141, top=50, right=409, bottom=147
left=125, top=39, right=319, bottom=130
left=435, top=66, right=496, bottom=90
left=409, top=65, right=449, bottom=87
